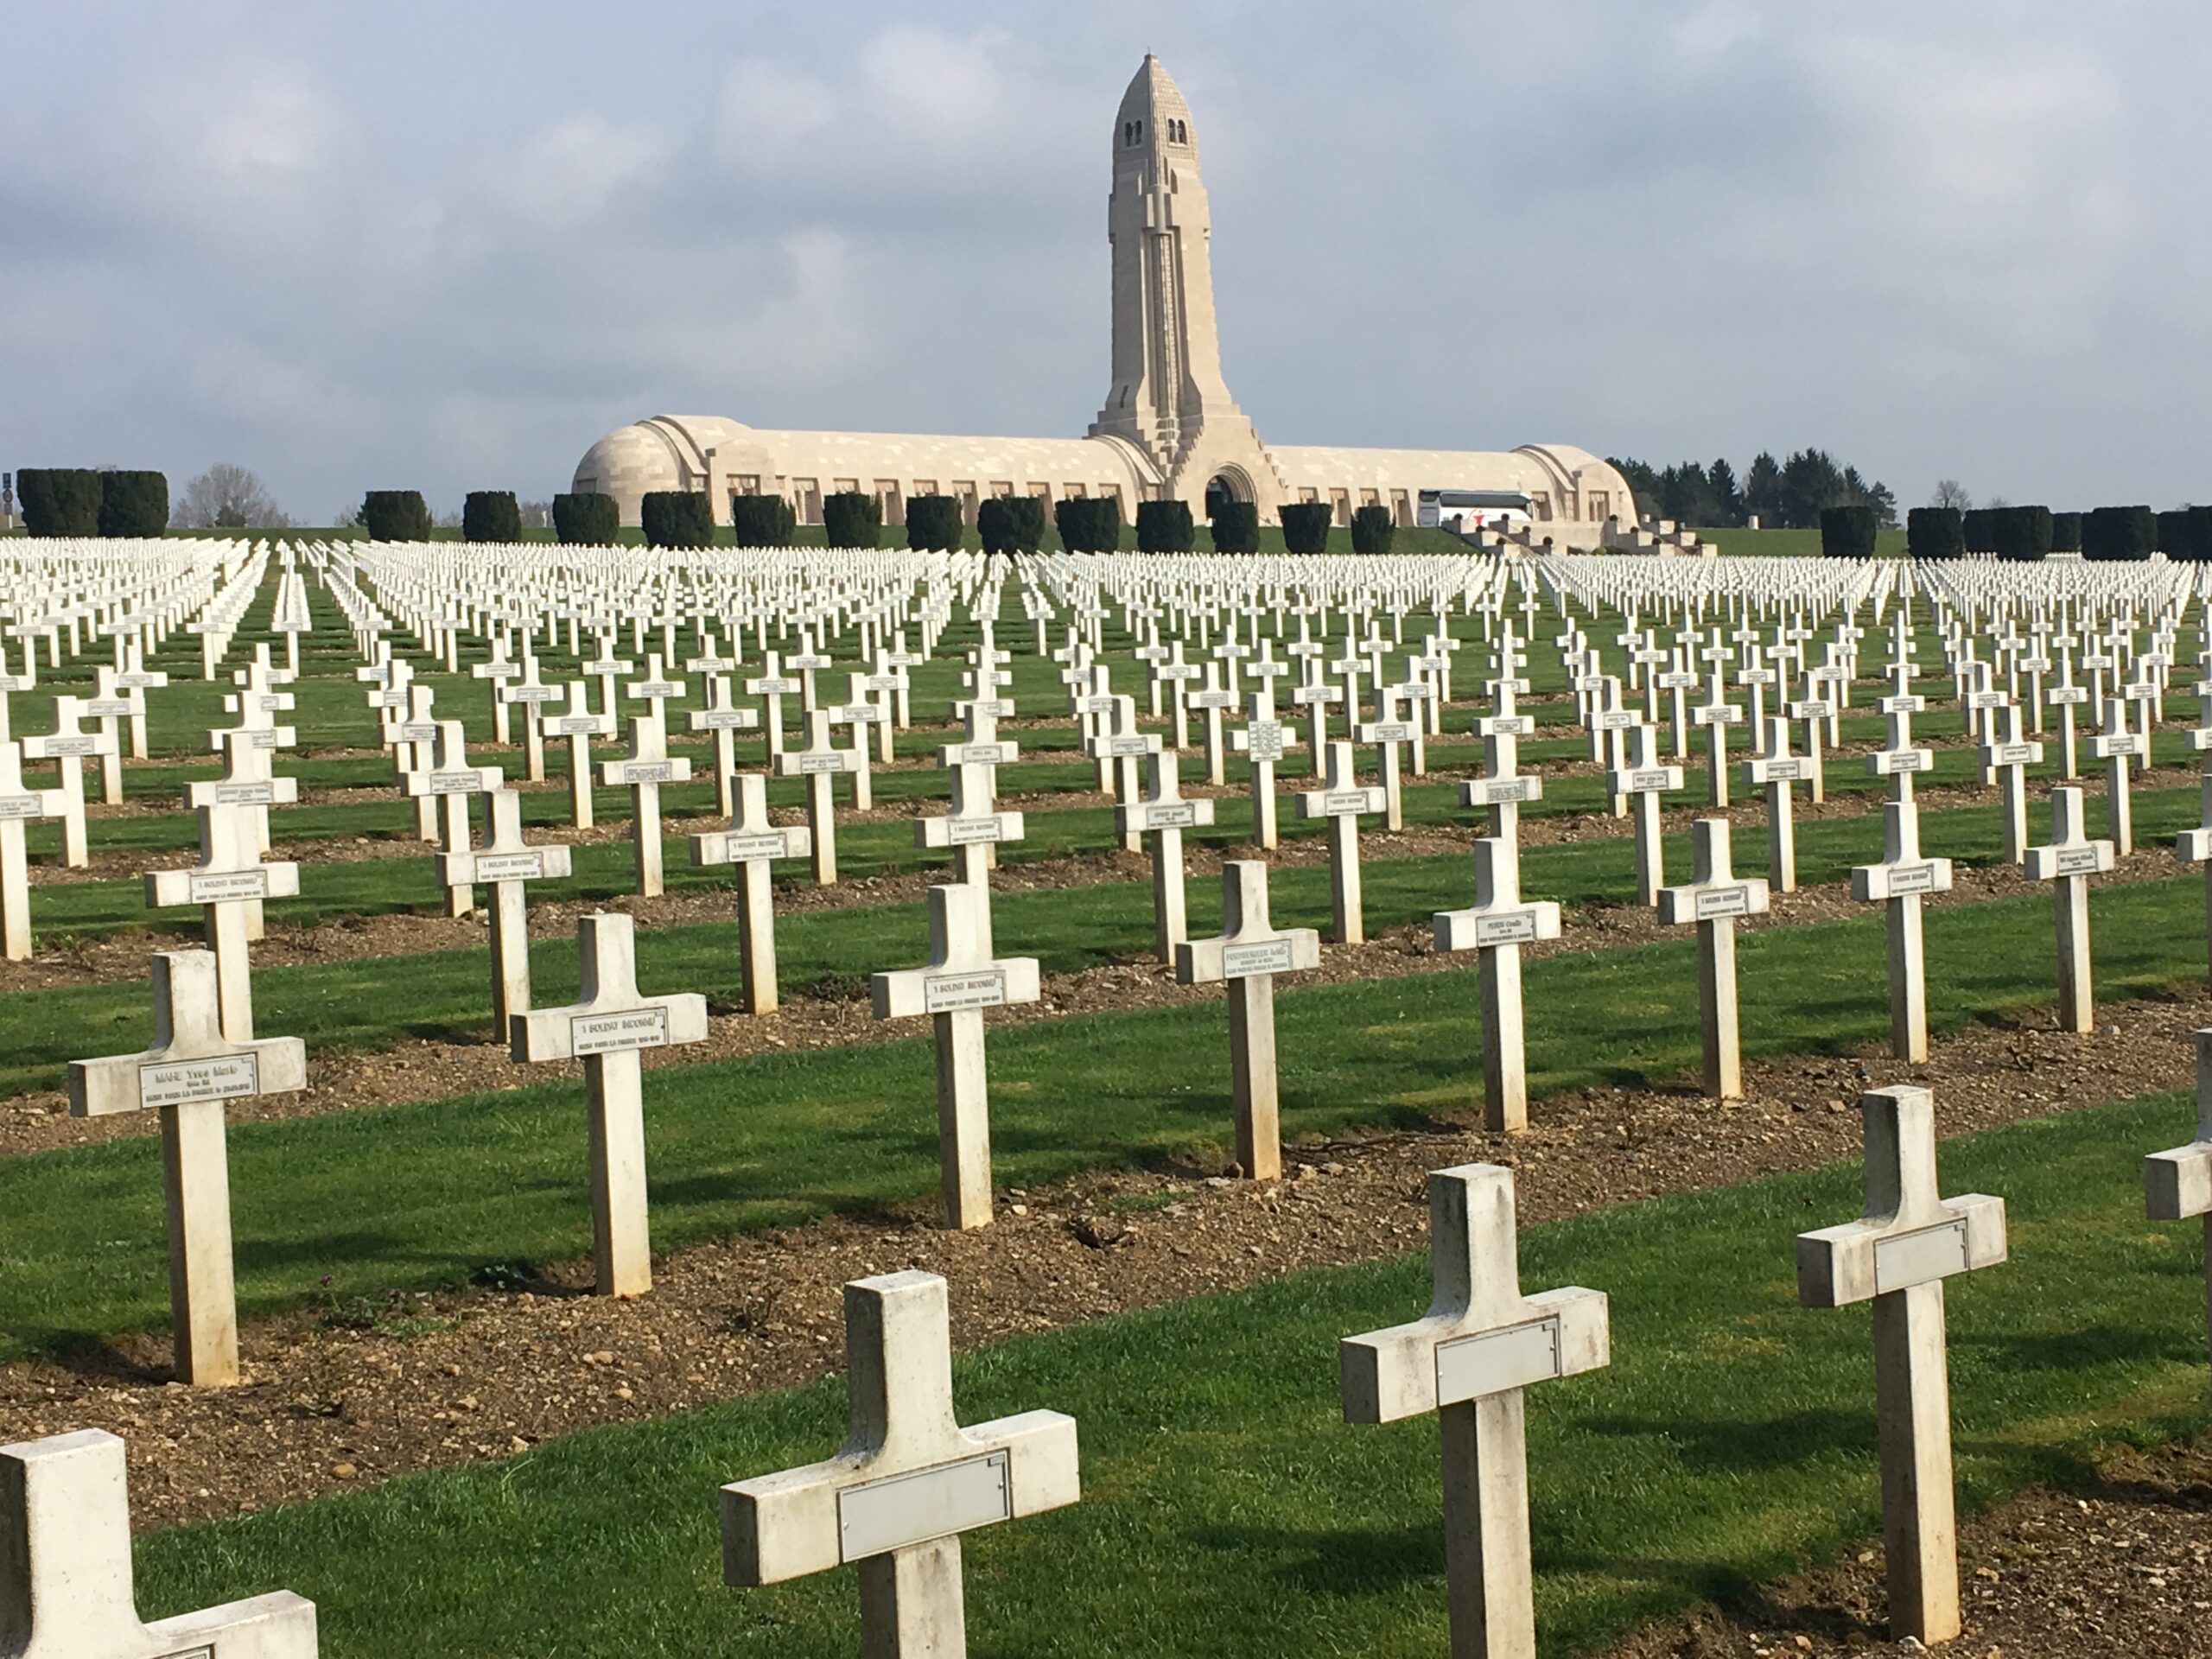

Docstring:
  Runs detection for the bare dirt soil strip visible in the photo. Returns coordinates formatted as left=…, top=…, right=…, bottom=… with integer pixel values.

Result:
left=1605, top=1437, right=2212, bottom=1656
left=5, top=983, right=2202, bottom=1532
left=0, top=826, right=2182, bottom=1149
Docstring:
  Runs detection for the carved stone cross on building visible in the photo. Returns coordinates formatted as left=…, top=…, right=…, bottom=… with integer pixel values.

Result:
left=1797, top=1085, right=2007, bottom=1646
left=1175, top=860, right=1320, bottom=1182
left=721, top=1269, right=1079, bottom=1658
left=691, top=772, right=812, bottom=1014
left=1341, top=1163, right=1610, bottom=1659
left=69, top=950, right=308, bottom=1384
left=872, top=883, right=1041, bottom=1229
left=1, top=1427, right=319, bottom=1657
left=510, top=913, right=709, bottom=1296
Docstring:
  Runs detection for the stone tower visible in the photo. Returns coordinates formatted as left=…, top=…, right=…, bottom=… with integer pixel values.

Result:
left=1092, top=56, right=1278, bottom=513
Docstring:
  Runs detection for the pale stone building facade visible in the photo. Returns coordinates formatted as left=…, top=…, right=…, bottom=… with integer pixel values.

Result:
left=574, top=56, right=1637, bottom=547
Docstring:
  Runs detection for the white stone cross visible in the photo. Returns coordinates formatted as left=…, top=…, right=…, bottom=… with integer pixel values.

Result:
left=1228, top=683, right=1299, bottom=850
left=404, top=719, right=505, bottom=918
left=1607, top=723, right=1682, bottom=906
left=499, top=648, right=562, bottom=782
left=1434, top=836, right=1561, bottom=1134
left=82, top=666, right=136, bottom=806
left=1852, top=798, right=1954, bottom=1062
left=688, top=671, right=763, bottom=820
left=106, top=638, right=168, bottom=760
left=1116, top=748, right=1216, bottom=961
left=1976, top=701, right=2043, bottom=864
left=776, top=707, right=856, bottom=885
left=1690, top=656, right=1744, bottom=808
left=2023, top=786, right=2114, bottom=1033
left=68, top=950, right=308, bottom=1383
left=1176, top=860, right=1320, bottom=1181
left=0, top=1427, right=318, bottom=1656
left=1657, top=818, right=1770, bottom=1100
left=2044, top=645, right=2089, bottom=779
left=1294, top=739, right=1387, bottom=944
left=1154, top=637, right=1203, bottom=751
left=746, top=650, right=805, bottom=756
left=623, top=652, right=689, bottom=732
left=2145, top=1028, right=2212, bottom=1368
left=721, top=1269, right=1079, bottom=1656
left=0, top=740, right=66, bottom=962
left=1187, top=662, right=1237, bottom=785
left=1463, top=680, right=1542, bottom=843
left=918, top=760, right=1025, bottom=892
left=1340, top=1163, right=1609, bottom=1659
left=145, top=802, right=299, bottom=1041
left=690, top=772, right=811, bottom=1014
left=470, top=630, right=523, bottom=745
left=437, top=787, right=572, bottom=1031
left=1796, top=1085, right=2007, bottom=1647
left=786, top=626, right=833, bottom=710
left=1741, top=715, right=1815, bottom=893
left=2087, top=692, right=2144, bottom=855
left=871, top=882, right=1041, bottom=1229
left=601, top=709, right=693, bottom=898
left=18, top=696, right=112, bottom=869
left=1353, top=683, right=1420, bottom=831
left=386, top=682, right=442, bottom=842
left=510, top=912, right=708, bottom=1296
left=1084, top=692, right=1159, bottom=851
left=826, top=679, right=880, bottom=810
left=582, top=639, right=635, bottom=722
left=1783, top=677, right=1834, bottom=804
left=1867, top=676, right=1934, bottom=804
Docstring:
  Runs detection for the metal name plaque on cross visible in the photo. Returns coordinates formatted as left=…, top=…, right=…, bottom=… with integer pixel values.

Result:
left=618, top=761, right=676, bottom=785
left=1873, top=1218, right=1970, bottom=1294
left=156, top=1647, right=214, bottom=1659
left=188, top=868, right=271, bottom=903
left=1434, top=1315, right=1563, bottom=1406
left=1141, top=803, right=1198, bottom=830
left=41, top=735, right=97, bottom=756
left=139, top=1053, right=258, bottom=1109
left=1222, top=938, right=1296, bottom=979
left=1624, top=768, right=1675, bottom=791
left=2054, top=846, right=2104, bottom=877
left=1322, top=790, right=1375, bottom=815
left=429, top=770, right=488, bottom=792
left=798, top=753, right=847, bottom=774
left=948, top=816, right=1006, bottom=845
left=570, top=1007, right=671, bottom=1054
left=1244, top=724, right=1285, bottom=761
left=719, top=832, right=796, bottom=862
left=1877, top=750, right=1930, bottom=772
left=474, top=851, right=547, bottom=882
left=695, top=709, right=752, bottom=729
left=1468, top=777, right=1541, bottom=804
left=1472, top=911, right=1541, bottom=948
left=1694, top=886, right=1753, bottom=920
left=211, top=782, right=281, bottom=805
left=1885, top=861, right=1942, bottom=895
left=240, top=728, right=282, bottom=749
left=953, top=743, right=1011, bottom=766
left=836, top=1450, right=1012, bottom=1562
left=924, top=969, right=1010, bottom=1014
left=0, top=796, right=45, bottom=820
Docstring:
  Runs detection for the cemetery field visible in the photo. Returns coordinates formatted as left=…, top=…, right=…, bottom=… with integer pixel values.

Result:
left=124, top=1085, right=2211, bottom=1657
left=7, top=541, right=2212, bottom=1656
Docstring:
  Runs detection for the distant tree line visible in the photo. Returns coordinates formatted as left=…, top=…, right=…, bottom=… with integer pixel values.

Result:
left=1609, top=450, right=1898, bottom=531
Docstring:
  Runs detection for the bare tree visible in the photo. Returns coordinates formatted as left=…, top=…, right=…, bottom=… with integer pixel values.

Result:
left=174, top=464, right=293, bottom=529
left=518, top=499, right=553, bottom=531
left=1929, top=480, right=1972, bottom=512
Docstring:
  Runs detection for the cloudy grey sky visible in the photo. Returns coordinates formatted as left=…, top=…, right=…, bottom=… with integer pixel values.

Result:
left=4, top=0, right=2205, bottom=520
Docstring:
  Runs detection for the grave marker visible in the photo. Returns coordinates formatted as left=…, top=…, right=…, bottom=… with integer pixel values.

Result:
left=1657, top=818, right=1769, bottom=1100
left=721, top=1269, right=1079, bottom=1657
left=1852, top=798, right=1954, bottom=1062
left=2145, top=1029, right=2212, bottom=1368
left=0, top=740, right=65, bottom=961
left=1294, top=740, right=1386, bottom=944
left=68, top=950, right=308, bottom=1384
left=1434, top=836, right=1560, bottom=1135
left=600, top=709, right=693, bottom=898
left=437, top=787, right=572, bottom=1030
left=1797, top=1085, right=2007, bottom=1647
left=1117, top=748, right=1216, bottom=961
left=1340, top=1163, right=1609, bottom=1659
left=2024, top=785, right=2114, bottom=1033
left=691, top=772, right=811, bottom=1014
left=510, top=913, right=709, bottom=1296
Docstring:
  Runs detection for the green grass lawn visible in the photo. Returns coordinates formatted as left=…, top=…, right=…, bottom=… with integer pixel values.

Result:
left=131, top=1085, right=2212, bottom=1657
left=7, top=875, right=2208, bottom=1357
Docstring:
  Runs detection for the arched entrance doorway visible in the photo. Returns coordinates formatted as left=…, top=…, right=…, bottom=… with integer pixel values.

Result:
left=1205, top=471, right=1249, bottom=519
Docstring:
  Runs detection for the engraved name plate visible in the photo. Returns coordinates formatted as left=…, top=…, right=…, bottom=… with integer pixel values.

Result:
left=924, top=969, right=1009, bottom=1014
left=799, top=753, right=847, bottom=774
left=1222, top=938, right=1296, bottom=979
left=188, top=868, right=270, bottom=903
left=0, top=795, right=47, bottom=820
left=949, top=816, right=1005, bottom=845
left=1142, top=803, right=1198, bottom=830
left=1694, top=886, right=1751, bottom=919
left=139, top=1053, right=258, bottom=1109
left=1873, top=1218, right=1970, bottom=1294
left=571, top=1006, right=671, bottom=1054
left=620, top=761, right=675, bottom=785
left=474, top=851, right=547, bottom=883
left=720, top=832, right=796, bottom=862
left=1435, top=1315, right=1563, bottom=1406
left=838, top=1452, right=1013, bottom=1560
left=1321, top=790, right=1375, bottom=815
left=1885, top=861, right=1940, bottom=895
left=1471, top=910, right=1541, bottom=947
left=429, top=770, right=485, bottom=792
left=2054, top=845, right=2105, bottom=876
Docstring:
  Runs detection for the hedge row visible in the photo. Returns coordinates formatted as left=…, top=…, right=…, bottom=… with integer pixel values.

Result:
left=978, top=495, right=1047, bottom=554
left=19, top=469, right=166, bottom=537
left=552, top=493, right=619, bottom=544
left=362, top=491, right=431, bottom=542
left=461, top=491, right=520, bottom=543
left=1054, top=496, right=1122, bottom=554
left=640, top=491, right=714, bottom=549
left=1819, top=504, right=1878, bottom=558
left=732, top=493, right=797, bottom=547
